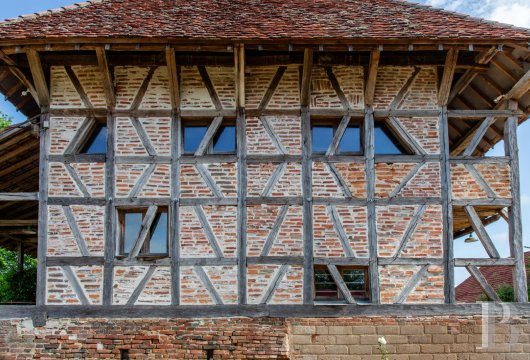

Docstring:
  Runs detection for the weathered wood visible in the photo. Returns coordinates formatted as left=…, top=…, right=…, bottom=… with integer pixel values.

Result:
left=364, top=107, right=379, bottom=304
left=327, top=205, right=355, bottom=257
left=325, top=67, right=351, bottom=110
left=62, top=266, right=90, bottom=305
left=46, top=257, right=105, bottom=266
left=261, top=163, right=286, bottom=197
left=302, top=106, right=314, bottom=304
left=364, top=49, right=380, bottom=107
left=197, top=66, right=223, bottom=111
left=394, top=264, right=429, bottom=304
left=389, top=163, right=424, bottom=198
left=453, top=199, right=512, bottom=206
left=504, top=105, right=528, bottom=302
left=456, top=117, right=496, bottom=156
left=64, top=117, right=97, bottom=155
left=300, top=49, right=313, bottom=107
left=170, top=111, right=181, bottom=305
left=465, top=265, right=501, bottom=302
left=130, top=117, right=157, bottom=156
left=0, top=219, right=38, bottom=226
left=165, top=48, right=180, bottom=111
left=126, top=266, right=156, bottom=305
left=390, top=66, right=421, bottom=109
left=64, top=66, right=93, bottom=109
left=0, top=193, right=39, bottom=201
left=327, top=163, right=353, bottom=198
left=194, top=205, right=224, bottom=258
left=48, top=197, right=106, bottom=206
left=454, top=258, right=515, bottom=267
left=259, top=117, right=287, bottom=154
left=36, top=110, right=50, bottom=306
left=464, top=206, right=500, bottom=259
left=194, top=116, right=223, bottom=156
left=115, top=155, right=171, bottom=164
left=326, top=115, right=351, bottom=156
left=102, top=113, right=116, bottom=306
left=438, top=49, right=459, bottom=106
left=247, top=256, right=304, bottom=265
left=260, top=205, right=289, bottom=257
left=464, top=163, right=496, bottom=198
left=62, top=206, right=90, bottom=257
left=26, top=49, right=50, bottom=107
left=128, top=205, right=158, bottom=260
left=386, top=117, right=426, bottom=155
left=448, top=69, right=478, bottom=104
left=95, top=48, right=116, bottom=109
left=0, top=50, right=39, bottom=105
left=260, top=265, right=289, bottom=304
left=497, top=68, right=530, bottom=102
left=249, top=154, right=300, bottom=163
left=379, top=257, right=443, bottom=266
left=130, top=66, right=156, bottom=111
left=195, top=163, right=224, bottom=198
left=64, top=163, right=91, bottom=197
left=128, top=163, right=156, bottom=198
left=439, top=107, right=454, bottom=304
left=258, top=66, right=287, bottom=111
left=194, top=266, right=224, bottom=305
left=327, top=264, right=356, bottom=304
left=393, top=205, right=427, bottom=259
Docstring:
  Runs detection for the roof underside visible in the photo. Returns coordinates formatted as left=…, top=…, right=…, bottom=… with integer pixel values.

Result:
left=0, top=0, right=529, bottom=42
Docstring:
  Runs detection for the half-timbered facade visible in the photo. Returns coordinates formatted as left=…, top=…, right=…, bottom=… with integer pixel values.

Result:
left=1, top=0, right=530, bottom=358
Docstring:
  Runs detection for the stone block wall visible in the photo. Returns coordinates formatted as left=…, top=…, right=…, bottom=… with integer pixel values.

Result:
left=43, top=62, right=512, bottom=307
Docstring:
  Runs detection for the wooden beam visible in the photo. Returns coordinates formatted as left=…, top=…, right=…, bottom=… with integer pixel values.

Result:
left=0, top=50, right=39, bottom=105
left=64, top=163, right=91, bottom=197
left=394, top=264, right=429, bottom=304
left=260, top=265, right=289, bottom=304
left=389, top=163, right=424, bottom=198
left=327, top=264, right=356, bottom=304
left=128, top=163, right=156, bottom=198
left=327, top=205, right=355, bottom=257
left=194, top=266, right=224, bottom=305
left=195, top=163, right=223, bottom=198
left=26, top=49, right=50, bottom=108
left=63, top=205, right=90, bottom=257
left=259, top=117, right=287, bottom=155
left=194, top=116, right=223, bottom=156
left=170, top=111, right=181, bottom=305
left=465, top=265, right=501, bottom=302
left=326, top=115, right=351, bottom=156
left=390, top=66, right=421, bottom=109
left=62, top=266, right=90, bottom=305
left=464, top=163, right=496, bottom=199
left=448, top=69, right=478, bottom=105
left=95, top=48, right=116, bottom=109
left=464, top=206, right=500, bottom=259
left=327, top=163, right=353, bottom=198
left=364, top=49, right=380, bottom=107
left=126, top=266, right=156, bottom=305
left=301, top=105, right=314, bottom=304
left=64, top=66, right=93, bottom=109
left=0, top=193, right=39, bottom=201
left=258, top=66, right=286, bottom=112
left=235, top=44, right=245, bottom=108
left=0, top=219, right=38, bottom=226
left=130, top=117, right=157, bottom=156
left=260, top=205, right=289, bottom=257
left=194, top=205, right=224, bottom=258
left=165, top=48, right=180, bottom=111
left=198, top=66, right=223, bottom=111
left=325, top=66, right=350, bottom=110
left=386, top=117, right=426, bottom=155
left=261, top=163, right=286, bottom=197
left=393, top=205, right=427, bottom=259
left=438, top=49, right=459, bottom=106
left=130, top=66, right=156, bottom=111
left=128, top=205, right=158, bottom=260
left=460, top=117, right=496, bottom=156
left=497, top=68, right=530, bottom=102
left=300, top=49, right=313, bottom=107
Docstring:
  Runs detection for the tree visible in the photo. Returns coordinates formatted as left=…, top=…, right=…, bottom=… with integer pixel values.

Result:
left=0, top=248, right=37, bottom=303
left=0, top=111, right=13, bottom=130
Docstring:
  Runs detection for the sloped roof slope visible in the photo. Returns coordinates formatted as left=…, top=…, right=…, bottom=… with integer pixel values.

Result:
left=0, top=0, right=529, bottom=43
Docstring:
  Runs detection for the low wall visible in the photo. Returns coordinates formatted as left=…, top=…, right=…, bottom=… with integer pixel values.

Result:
left=1, top=315, right=529, bottom=359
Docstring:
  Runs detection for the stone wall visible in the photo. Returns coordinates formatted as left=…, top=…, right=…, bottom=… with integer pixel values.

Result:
left=1, top=315, right=529, bottom=359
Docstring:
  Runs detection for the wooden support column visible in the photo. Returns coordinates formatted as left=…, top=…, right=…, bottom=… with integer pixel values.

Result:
left=0, top=50, right=39, bottom=105
left=26, top=49, right=50, bottom=108
left=301, top=48, right=314, bottom=304
left=364, top=50, right=380, bottom=107
left=365, top=107, right=379, bottom=303
left=36, top=107, right=50, bottom=306
left=439, top=106, right=454, bottom=303
left=235, top=44, right=248, bottom=304
left=438, top=49, right=459, bottom=107
left=505, top=100, right=528, bottom=303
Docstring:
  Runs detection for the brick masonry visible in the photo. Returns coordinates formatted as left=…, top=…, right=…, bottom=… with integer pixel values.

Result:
left=1, top=315, right=529, bottom=359
left=43, top=63, right=512, bottom=307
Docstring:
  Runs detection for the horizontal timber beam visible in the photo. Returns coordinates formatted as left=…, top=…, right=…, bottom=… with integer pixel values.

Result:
left=0, top=193, right=39, bottom=201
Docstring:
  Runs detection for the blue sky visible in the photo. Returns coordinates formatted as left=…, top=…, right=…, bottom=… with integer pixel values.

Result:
left=1, top=1, right=529, bottom=284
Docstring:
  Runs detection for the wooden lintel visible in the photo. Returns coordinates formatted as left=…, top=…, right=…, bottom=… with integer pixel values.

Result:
left=0, top=192, right=39, bottom=201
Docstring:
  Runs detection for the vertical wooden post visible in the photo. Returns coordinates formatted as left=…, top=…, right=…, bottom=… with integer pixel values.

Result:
left=439, top=106, right=454, bottom=303
left=364, top=107, right=379, bottom=303
left=36, top=106, right=50, bottom=306
left=301, top=48, right=314, bottom=304
left=505, top=100, right=528, bottom=303
left=235, top=44, right=248, bottom=304
left=17, top=242, right=24, bottom=273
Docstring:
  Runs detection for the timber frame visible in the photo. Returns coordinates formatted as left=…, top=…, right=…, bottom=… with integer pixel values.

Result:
left=0, top=37, right=530, bottom=318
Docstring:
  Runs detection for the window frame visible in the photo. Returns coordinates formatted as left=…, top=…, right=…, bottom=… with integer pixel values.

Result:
left=182, top=118, right=237, bottom=155
left=76, top=118, right=108, bottom=155
left=117, top=207, right=169, bottom=259
left=313, top=265, right=370, bottom=302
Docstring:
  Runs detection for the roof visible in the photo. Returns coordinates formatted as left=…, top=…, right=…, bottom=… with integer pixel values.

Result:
left=0, top=0, right=529, bottom=43
left=455, top=252, right=530, bottom=303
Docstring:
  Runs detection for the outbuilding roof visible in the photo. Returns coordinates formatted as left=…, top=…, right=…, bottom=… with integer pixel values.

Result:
left=0, top=0, right=529, bottom=43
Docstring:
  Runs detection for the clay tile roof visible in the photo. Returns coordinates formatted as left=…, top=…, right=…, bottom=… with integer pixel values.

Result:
left=0, top=0, right=529, bottom=43
left=455, top=252, right=530, bottom=303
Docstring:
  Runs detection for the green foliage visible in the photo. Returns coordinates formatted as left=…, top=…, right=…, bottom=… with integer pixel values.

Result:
left=0, top=111, right=13, bottom=130
left=478, top=284, right=530, bottom=302
left=0, top=248, right=37, bottom=303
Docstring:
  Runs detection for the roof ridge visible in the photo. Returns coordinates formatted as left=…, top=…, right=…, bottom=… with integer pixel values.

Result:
left=0, top=0, right=107, bottom=25
left=393, top=0, right=529, bottom=33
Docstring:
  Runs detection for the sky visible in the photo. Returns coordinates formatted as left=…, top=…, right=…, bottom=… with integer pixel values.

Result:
left=1, top=0, right=529, bottom=285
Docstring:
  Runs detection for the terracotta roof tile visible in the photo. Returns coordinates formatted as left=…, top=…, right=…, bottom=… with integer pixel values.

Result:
left=455, top=251, right=530, bottom=303
left=0, top=0, right=528, bottom=42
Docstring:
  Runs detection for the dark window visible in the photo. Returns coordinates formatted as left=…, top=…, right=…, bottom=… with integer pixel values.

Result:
left=80, top=123, right=107, bottom=154
left=314, top=266, right=369, bottom=302
left=212, top=125, right=236, bottom=153
left=183, top=126, right=208, bottom=154
left=311, top=126, right=334, bottom=153
left=118, top=208, right=168, bottom=257
left=374, top=124, right=408, bottom=155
